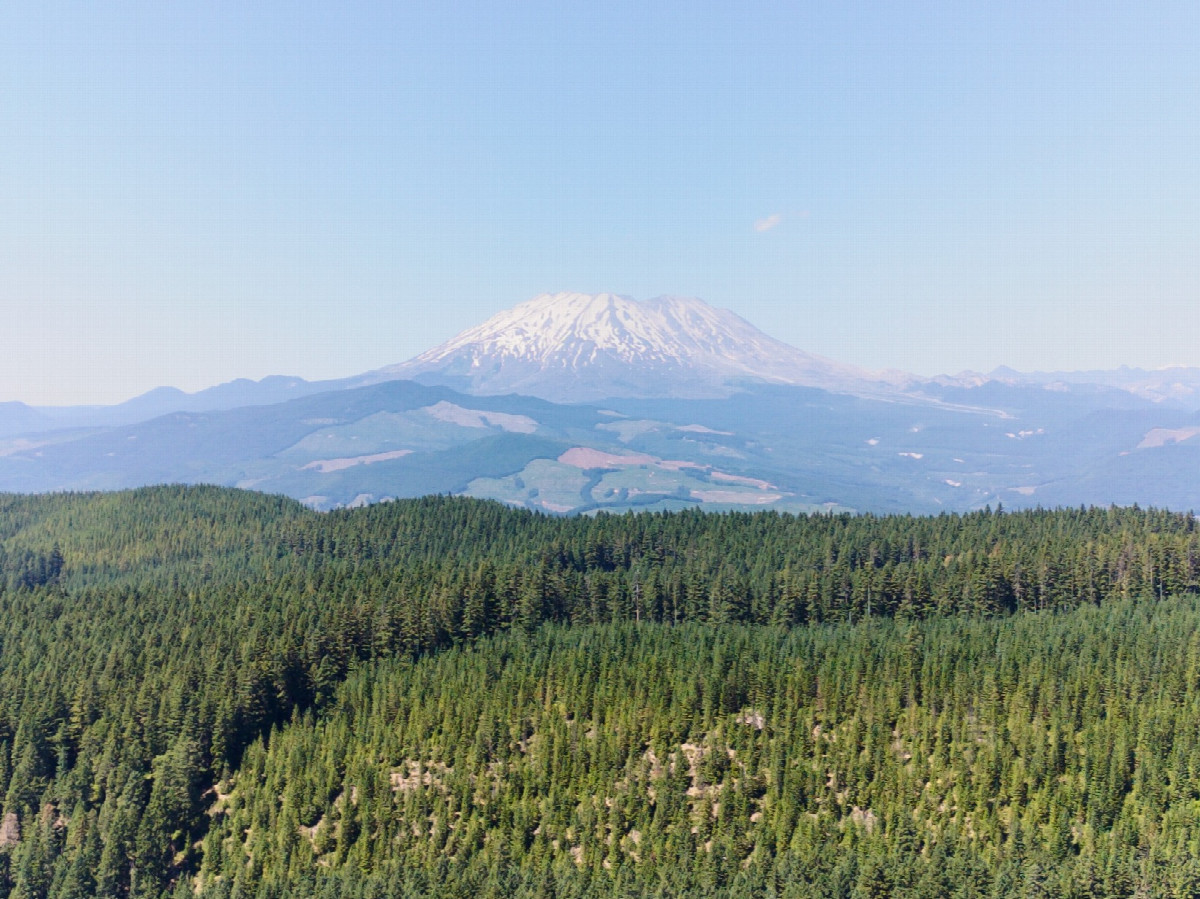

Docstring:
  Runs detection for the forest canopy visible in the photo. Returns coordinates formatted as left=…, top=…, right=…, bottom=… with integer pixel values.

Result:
left=0, top=487, right=1199, bottom=897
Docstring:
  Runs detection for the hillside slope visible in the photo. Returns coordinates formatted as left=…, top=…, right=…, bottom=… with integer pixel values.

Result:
left=1, top=489, right=1200, bottom=896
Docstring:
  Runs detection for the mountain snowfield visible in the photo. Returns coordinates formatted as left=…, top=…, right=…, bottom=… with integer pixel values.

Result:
left=376, top=292, right=906, bottom=401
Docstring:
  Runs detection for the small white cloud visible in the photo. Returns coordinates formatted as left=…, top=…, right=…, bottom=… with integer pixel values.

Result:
left=754, top=213, right=783, bottom=232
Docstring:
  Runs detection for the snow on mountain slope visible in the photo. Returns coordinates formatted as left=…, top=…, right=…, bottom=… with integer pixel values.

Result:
left=376, top=292, right=904, bottom=402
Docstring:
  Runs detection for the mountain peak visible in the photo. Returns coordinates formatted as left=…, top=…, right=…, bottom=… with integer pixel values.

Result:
left=376, top=292, right=897, bottom=402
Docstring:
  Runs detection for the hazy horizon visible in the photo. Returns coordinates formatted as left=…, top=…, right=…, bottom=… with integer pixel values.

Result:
left=4, top=2, right=1198, bottom=405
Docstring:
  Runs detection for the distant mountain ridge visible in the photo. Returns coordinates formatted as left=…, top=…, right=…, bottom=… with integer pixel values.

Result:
left=978, top=365, right=1200, bottom=406
left=4, top=291, right=1200, bottom=514
left=375, top=292, right=906, bottom=402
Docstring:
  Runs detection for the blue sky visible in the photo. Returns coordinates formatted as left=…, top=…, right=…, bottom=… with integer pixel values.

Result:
left=2, top=1, right=1198, bottom=404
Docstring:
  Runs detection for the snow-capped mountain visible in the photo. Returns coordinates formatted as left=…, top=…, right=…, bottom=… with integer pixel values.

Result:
left=375, top=292, right=902, bottom=402
left=7, top=291, right=1200, bottom=514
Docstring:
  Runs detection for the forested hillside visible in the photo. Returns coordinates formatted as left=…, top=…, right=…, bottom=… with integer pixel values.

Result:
left=1, top=488, right=1199, bottom=897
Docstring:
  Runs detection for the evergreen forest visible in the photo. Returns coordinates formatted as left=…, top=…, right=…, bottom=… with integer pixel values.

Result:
left=2, top=486, right=1200, bottom=896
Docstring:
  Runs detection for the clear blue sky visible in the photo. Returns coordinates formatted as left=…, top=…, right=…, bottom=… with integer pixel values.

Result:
left=2, top=1, right=1198, bottom=404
